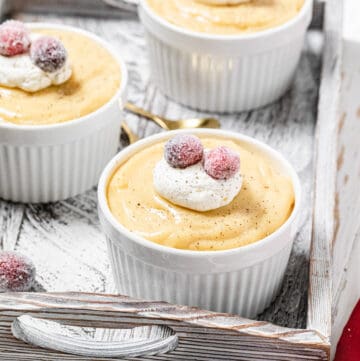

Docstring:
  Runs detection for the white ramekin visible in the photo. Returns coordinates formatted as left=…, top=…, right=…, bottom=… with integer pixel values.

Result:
left=139, top=0, right=313, bottom=112
left=0, top=23, right=128, bottom=203
left=98, top=129, right=302, bottom=318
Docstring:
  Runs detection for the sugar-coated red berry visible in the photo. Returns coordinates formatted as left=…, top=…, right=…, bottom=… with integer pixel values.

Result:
left=30, top=36, right=67, bottom=73
left=165, top=134, right=204, bottom=168
left=0, top=20, right=30, bottom=56
left=204, top=146, right=240, bottom=180
left=0, top=252, right=36, bottom=292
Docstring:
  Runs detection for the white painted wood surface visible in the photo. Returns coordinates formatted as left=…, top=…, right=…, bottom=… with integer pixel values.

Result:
left=331, top=0, right=360, bottom=356
left=4, top=0, right=138, bottom=17
left=0, top=9, right=323, bottom=330
left=307, top=0, right=341, bottom=342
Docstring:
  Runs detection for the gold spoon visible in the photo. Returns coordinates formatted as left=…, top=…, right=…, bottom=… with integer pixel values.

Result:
left=121, top=121, right=139, bottom=145
left=125, top=102, right=220, bottom=130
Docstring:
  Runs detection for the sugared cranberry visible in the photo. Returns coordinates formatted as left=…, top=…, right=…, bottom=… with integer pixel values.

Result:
left=30, top=36, right=67, bottom=73
left=0, top=251, right=36, bottom=292
left=165, top=134, right=204, bottom=169
left=204, top=146, right=240, bottom=180
left=0, top=20, right=30, bottom=56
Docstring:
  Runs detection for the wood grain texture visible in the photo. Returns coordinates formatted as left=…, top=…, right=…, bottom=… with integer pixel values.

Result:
left=0, top=0, right=326, bottom=334
left=1, top=0, right=138, bottom=18
left=331, top=0, right=360, bottom=355
left=12, top=315, right=179, bottom=358
left=0, top=292, right=329, bottom=360
left=307, top=0, right=342, bottom=341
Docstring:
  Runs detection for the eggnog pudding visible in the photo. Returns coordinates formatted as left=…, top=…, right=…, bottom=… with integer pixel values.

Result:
left=107, top=135, right=295, bottom=251
left=146, top=0, right=305, bottom=35
left=0, top=22, right=121, bottom=125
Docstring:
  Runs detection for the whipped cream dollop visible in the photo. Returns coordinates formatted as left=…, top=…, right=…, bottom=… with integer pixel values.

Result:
left=0, top=34, right=72, bottom=92
left=153, top=157, right=242, bottom=212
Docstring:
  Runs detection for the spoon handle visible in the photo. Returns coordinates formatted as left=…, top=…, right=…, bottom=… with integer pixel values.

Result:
left=125, top=102, right=169, bottom=130
left=121, top=121, right=139, bottom=144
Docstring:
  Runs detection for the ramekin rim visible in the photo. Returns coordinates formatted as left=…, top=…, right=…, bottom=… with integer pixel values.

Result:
left=98, top=129, right=302, bottom=259
left=0, top=22, right=128, bottom=131
left=139, top=0, right=313, bottom=41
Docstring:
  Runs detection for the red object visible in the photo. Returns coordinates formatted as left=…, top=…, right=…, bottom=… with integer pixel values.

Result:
left=165, top=134, right=204, bottom=169
left=335, top=300, right=360, bottom=361
left=0, top=20, right=30, bottom=56
left=30, top=36, right=67, bottom=73
left=0, top=251, right=36, bottom=292
left=204, top=146, right=240, bottom=180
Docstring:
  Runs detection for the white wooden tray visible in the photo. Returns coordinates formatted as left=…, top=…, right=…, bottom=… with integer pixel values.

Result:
left=0, top=0, right=351, bottom=360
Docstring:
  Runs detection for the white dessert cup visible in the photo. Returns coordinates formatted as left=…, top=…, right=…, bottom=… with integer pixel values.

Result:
left=0, top=23, right=128, bottom=203
left=98, top=129, right=302, bottom=318
left=139, top=0, right=313, bottom=112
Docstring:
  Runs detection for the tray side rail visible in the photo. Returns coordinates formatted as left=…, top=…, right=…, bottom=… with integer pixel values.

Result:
left=0, top=292, right=330, bottom=360
left=307, top=0, right=342, bottom=344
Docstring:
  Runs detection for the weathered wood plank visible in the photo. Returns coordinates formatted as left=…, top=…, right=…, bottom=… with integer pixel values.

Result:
left=0, top=293, right=330, bottom=360
left=307, top=0, right=342, bottom=342
left=0, top=202, right=25, bottom=251
left=331, top=0, right=360, bottom=356
left=1, top=0, right=137, bottom=18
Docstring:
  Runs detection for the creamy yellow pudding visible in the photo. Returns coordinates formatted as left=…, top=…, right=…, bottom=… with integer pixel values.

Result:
left=0, top=29, right=121, bottom=125
left=107, top=137, right=295, bottom=251
left=147, top=0, right=304, bottom=35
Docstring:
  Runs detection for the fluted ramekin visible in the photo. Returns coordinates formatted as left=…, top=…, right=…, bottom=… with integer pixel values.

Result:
left=139, top=0, right=312, bottom=112
left=0, top=23, right=128, bottom=203
left=98, top=129, right=301, bottom=318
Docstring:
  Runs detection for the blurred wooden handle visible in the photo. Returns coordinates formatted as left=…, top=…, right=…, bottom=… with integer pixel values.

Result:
left=0, top=0, right=325, bottom=29
left=0, top=0, right=137, bottom=18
